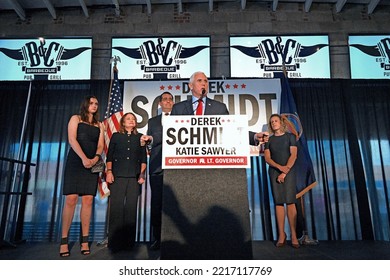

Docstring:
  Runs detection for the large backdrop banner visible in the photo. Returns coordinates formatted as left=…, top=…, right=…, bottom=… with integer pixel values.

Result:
left=123, top=78, right=281, bottom=155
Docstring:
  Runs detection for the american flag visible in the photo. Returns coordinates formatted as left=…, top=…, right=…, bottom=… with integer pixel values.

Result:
left=103, top=65, right=124, bottom=150
left=98, top=65, right=123, bottom=198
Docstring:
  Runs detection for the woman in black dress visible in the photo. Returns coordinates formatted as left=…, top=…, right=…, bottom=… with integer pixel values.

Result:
left=105, top=112, right=147, bottom=252
left=264, top=114, right=299, bottom=248
left=59, top=96, right=104, bottom=257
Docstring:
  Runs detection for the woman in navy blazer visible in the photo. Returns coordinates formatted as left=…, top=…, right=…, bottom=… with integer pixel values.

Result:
left=105, top=112, right=147, bottom=252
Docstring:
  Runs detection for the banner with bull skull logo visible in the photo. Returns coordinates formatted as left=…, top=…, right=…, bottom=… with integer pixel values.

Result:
left=230, top=35, right=330, bottom=79
left=0, top=37, right=92, bottom=81
left=349, top=35, right=390, bottom=79
left=112, top=36, right=210, bottom=80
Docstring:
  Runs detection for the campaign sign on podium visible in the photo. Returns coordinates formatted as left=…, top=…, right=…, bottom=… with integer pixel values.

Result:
left=161, top=115, right=253, bottom=259
left=162, top=115, right=250, bottom=169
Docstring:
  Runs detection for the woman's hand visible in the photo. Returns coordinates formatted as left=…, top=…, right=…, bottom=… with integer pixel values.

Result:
left=277, top=173, right=286, bottom=183
left=138, top=177, right=145, bottom=185
left=106, top=171, right=114, bottom=184
left=92, top=156, right=100, bottom=165
left=279, top=165, right=290, bottom=174
left=82, top=158, right=94, bottom=168
left=138, top=173, right=146, bottom=185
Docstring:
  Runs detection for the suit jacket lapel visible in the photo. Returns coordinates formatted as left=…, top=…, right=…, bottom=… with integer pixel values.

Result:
left=204, top=97, right=211, bottom=115
left=186, top=99, right=194, bottom=115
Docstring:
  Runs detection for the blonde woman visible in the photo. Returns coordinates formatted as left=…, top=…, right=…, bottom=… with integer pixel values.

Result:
left=264, top=114, right=299, bottom=249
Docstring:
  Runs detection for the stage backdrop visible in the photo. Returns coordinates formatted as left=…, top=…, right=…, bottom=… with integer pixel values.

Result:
left=1, top=78, right=388, bottom=244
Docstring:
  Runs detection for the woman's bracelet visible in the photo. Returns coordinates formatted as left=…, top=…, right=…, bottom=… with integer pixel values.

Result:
left=95, top=154, right=101, bottom=159
left=106, top=169, right=112, bottom=173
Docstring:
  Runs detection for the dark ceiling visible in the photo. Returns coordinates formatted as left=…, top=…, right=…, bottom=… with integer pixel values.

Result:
left=0, top=0, right=389, bottom=22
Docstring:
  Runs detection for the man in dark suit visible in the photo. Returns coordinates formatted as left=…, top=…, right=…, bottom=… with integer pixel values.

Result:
left=140, top=92, right=174, bottom=250
left=171, top=71, right=267, bottom=145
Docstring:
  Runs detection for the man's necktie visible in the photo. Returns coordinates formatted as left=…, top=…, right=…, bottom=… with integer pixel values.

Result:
left=196, top=99, right=203, bottom=115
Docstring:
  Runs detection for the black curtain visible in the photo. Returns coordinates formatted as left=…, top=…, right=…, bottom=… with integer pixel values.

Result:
left=289, top=79, right=390, bottom=241
left=0, top=79, right=389, bottom=243
left=0, top=80, right=111, bottom=243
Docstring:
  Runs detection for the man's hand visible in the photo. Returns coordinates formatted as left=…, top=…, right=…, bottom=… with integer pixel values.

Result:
left=140, top=135, right=152, bottom=146
left=256, top=132, right=269, bottom=144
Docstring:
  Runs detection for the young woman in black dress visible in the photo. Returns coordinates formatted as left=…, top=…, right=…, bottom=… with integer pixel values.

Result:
left=60, top=96, right=104, bottom=257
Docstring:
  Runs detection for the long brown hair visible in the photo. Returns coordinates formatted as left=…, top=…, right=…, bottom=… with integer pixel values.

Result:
left=79, top=95, right=99, bottom=125
left=268, top=113, right=286, bottom=134
left=119, top=112, right=138, bottom=134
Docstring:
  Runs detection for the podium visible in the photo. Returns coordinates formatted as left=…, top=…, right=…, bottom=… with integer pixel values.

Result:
left=160, top=168, right=253, bottom=260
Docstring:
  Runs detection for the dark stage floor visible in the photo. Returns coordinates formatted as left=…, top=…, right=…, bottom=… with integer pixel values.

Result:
left=1, top=240, right=390, bottom=260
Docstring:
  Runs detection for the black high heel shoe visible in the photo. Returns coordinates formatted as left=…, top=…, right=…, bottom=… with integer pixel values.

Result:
left=80, top=236, right=90, bottom=255
left=59, top=237, right=70, bottom=257
left=276, top=233, right=287, bottom=247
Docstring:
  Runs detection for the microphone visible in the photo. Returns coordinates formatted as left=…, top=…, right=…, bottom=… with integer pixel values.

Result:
left=201, top=88, right=206, bottom=96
